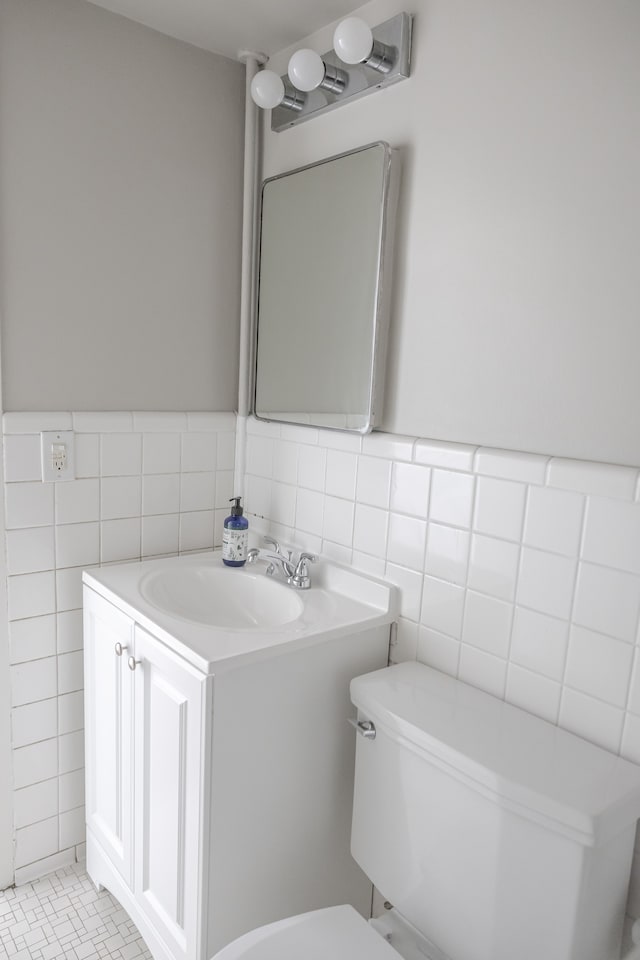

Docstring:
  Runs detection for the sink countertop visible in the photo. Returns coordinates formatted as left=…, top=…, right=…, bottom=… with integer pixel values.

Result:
left=83, top=551, right=397, bottom=674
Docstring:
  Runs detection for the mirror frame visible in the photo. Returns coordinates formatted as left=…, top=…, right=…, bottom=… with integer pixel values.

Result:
left=252, top=141, right=399, bottom=434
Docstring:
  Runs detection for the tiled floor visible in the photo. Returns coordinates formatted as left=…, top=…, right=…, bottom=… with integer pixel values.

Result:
left=0, top=862, right=152, bottom=960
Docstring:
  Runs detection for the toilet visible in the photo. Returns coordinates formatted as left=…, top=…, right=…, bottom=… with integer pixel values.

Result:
left=214, top=661, right=640, bottom=960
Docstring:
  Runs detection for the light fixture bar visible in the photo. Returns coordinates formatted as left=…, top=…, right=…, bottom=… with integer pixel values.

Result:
left=270, top=12, right=411, bottom=133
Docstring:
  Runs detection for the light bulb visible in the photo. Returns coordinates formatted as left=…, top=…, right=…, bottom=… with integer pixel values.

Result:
left=333, top=17, right=374, bottom=65
left=288, top=49, right=325, bottom=92
left=250, top=70, right=285, bottom=109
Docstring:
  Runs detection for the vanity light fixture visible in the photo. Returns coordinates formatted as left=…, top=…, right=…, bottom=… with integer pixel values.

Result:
left=251, top=11, right=412, bottom=132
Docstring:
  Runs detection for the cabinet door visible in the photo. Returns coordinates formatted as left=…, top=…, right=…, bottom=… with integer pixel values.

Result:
left=132, top=625, right=206, bottom=960
left=83, top=588, right=134, bottom=885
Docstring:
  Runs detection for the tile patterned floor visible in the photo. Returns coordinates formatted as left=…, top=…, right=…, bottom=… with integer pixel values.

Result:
left=0, top=862, right=152, bottom=960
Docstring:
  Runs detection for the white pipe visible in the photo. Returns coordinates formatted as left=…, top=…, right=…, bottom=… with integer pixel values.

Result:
left=235, top=50, right=266, bottom=500
left=620, top=920, right=640, bottom=960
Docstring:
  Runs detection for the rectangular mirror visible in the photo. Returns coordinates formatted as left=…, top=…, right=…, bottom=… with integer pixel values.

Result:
left=253, top=141, right=399, bottom=433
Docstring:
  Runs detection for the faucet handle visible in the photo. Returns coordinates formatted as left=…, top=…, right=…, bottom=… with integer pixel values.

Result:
left=263, top=535, right=292, bottom=561
left=289, top=552, right=318, bottom=590
left=297, top=551, right=318, bottom=566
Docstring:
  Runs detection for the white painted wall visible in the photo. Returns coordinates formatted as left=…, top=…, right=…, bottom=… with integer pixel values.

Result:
left=0, top=0, right=245, bottom=412
left=262, top=0, right=640, bottom=467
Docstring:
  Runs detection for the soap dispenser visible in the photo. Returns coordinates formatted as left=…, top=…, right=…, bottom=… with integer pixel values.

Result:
left=222, top=496, right=249, bottom=567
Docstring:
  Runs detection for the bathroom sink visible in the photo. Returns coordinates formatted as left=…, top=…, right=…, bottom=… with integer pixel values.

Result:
left=85, top=550, right=396, bottom=670
left=139, top=564, right=304, bottom=629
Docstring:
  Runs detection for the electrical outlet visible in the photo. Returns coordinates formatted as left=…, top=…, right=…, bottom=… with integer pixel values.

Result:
left=41, top=430, right=75, bottom=482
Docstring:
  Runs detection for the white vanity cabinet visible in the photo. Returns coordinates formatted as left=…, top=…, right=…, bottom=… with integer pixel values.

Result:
left=83, top=554, right=394, bottom=960
left=84, top=590, right=135, bottom=885
left=84, top=590, right=206, bottom=960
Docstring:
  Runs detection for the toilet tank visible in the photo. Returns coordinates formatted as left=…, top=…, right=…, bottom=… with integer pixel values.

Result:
left=350, top=662, right=640, bottom=960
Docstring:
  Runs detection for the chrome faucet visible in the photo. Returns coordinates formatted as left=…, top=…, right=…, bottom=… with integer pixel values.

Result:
left=247, top=536, right=318, bottom=589
left=247, top=536, right=294, bottom=579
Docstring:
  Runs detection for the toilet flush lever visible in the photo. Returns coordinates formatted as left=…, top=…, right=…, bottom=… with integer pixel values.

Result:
left=348, top=718, right=376, bottom=740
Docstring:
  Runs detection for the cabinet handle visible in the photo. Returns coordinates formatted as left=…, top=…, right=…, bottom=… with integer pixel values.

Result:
left=128, top=656, right=141, bottom=672
left=114, top=642, right=127, bottom=656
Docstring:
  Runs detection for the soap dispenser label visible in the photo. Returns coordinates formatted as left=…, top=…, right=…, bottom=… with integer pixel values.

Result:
left=222, top=527, right=248, bottom=562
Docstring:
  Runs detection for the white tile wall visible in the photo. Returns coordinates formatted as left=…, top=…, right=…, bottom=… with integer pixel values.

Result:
left=6, top=409, right=640, bottom=911
left=2, top=411, right=236, bottom=876
left=242, top=415, right=640, bottom=917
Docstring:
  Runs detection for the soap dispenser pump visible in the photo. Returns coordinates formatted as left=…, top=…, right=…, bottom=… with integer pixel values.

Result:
left=222, top=496, right=249, bottom=567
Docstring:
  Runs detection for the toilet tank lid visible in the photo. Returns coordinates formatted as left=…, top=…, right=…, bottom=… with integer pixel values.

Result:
left=351, top=662, right=640, bottom=846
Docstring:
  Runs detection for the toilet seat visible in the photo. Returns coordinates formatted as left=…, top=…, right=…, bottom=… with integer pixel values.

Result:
left=213, top=905, right=401, bottom=960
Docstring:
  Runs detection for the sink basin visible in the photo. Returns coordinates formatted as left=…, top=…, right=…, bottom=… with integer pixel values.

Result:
left=139, top=565, right=304, bottom=629
left=85, top=550, right=396, bottom=670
